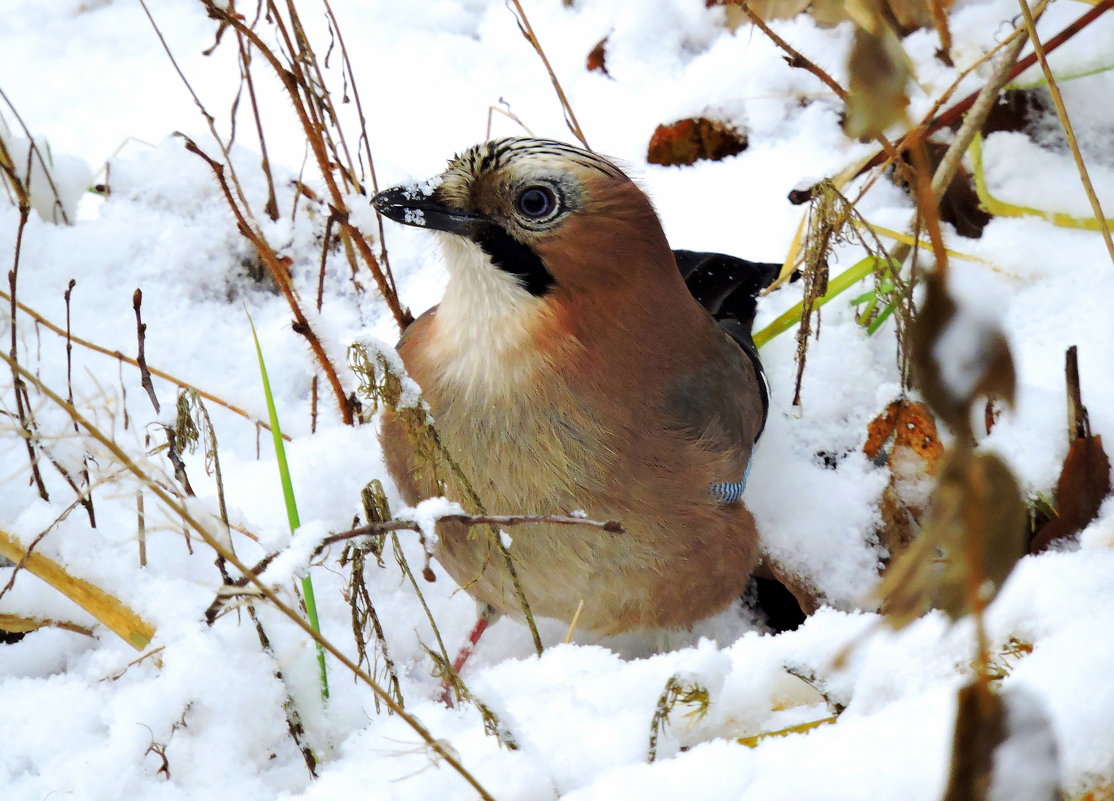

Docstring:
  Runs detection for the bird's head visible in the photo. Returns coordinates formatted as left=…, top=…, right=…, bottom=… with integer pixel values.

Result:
left=373, top=138, right=674, bottom=299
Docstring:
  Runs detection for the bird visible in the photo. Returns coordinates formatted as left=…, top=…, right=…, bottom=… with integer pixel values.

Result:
left=373, top=137, right=782, bottom=645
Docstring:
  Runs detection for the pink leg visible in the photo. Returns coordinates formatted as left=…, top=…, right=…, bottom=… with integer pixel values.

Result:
left=438, top=605, right=498, bottom=707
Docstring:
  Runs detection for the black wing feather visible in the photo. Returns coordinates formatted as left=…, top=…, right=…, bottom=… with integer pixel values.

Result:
left=673, top=249, right=788, bottom=440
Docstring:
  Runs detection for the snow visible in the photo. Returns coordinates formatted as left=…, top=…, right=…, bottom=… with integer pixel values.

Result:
left=2, top=0, right=1114, bottom=799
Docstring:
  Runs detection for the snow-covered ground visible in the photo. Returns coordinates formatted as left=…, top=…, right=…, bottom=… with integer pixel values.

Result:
left=1, top=0, right=1113, bottom=798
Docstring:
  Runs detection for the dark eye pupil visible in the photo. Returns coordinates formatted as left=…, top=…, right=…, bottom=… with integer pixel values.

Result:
left=518, top=187, right=554, bottom=217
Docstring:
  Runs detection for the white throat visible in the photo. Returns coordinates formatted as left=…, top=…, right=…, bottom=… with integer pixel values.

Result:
left=429, top=234, right=549, bottom=396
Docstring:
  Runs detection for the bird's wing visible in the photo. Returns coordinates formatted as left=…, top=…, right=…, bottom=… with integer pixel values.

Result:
left=673, top=249, right=783, bottom=330
left=673, top=249, right=788, bottom=442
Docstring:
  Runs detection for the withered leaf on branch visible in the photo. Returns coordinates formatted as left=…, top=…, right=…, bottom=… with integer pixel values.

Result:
left=876, top=448, right=1027, bottom=628
left=943, top=681, right=1005, bottom=801
left=911, top=273, right=1016, bottom=437
left=710, top=0, right=951, bottom=32
left=1031, top=434, right=1111, bottom=554
left=943, top=683, right=1060, bottom=801
left=865, top=399, right=945, bottom=557
left=843, top=23, right=911, bottom=141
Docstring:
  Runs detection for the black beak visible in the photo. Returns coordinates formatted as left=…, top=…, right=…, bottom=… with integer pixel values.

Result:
left=373, top=183, right=487, bottom=237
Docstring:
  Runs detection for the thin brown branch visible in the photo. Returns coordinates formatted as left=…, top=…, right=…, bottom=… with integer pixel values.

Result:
left=886, top=24, right=1030, bottom=274
left=199, top=2, right=410, bottom=330
left=179, top=134, right=355, bottom=424
left=929, top=0, right=953, bottom=65
left=216, top=511, right=625, bottom=594
left=323, top=0, right=401, bottom=305
left=237, top=27, right=280, bottom=221
left=64, top=280, right=96, bottom=527
left=729, top=2, right=911, bottom=190
left=3, top=150, right=49, bottom=501
left=0, top=349, right=496, bottom=801
left=0, top=285, right=287, bottom=439
left=321, top=512, right=624, bottom=552
left=0, top=85, right=72, bottom=224
left=1016, top=0, right=1114, bottom=266
left=320, top=0, right=400, bottom=302
left=730, top=2, right=846, bottom=101
left=506, top=0, right=590, bottom=149
left=132, top=289, right=160, bottom=414
left=842, top=0, right=1114, bottom=184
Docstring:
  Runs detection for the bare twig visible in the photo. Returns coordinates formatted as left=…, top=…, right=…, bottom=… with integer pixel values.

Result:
left=1016, top=0, right=1114, bottom=266
left=324, top=512, right=624, bottom=551
left=0, top=286, right=287, bottom=439
left=320, top=0, right=400, bottom=302
left=0, top=349, right=496, bottom=801
left=929, top=0, right=953, bottom=65
left=198, top=2, right=411, bottom=331
left=132, top=289, right=160, bottom=414
left=835, top=0, right=1114, bottom=186
left=730, top=1, right=846, bottom=101
left=728, top=2, right=911, bottom=190
left=0, top=85, right=72, bottom=224
left=65, top=280, right=96, bottom=527
left=179, top=134, right=355, bottom=424
left=506, top=0, right=590, bottom=149
left=236, top=20, right=280, bottom=221
left=2, top=141, right=49, bottom=501
left=215, top=511, right=624, bottom=592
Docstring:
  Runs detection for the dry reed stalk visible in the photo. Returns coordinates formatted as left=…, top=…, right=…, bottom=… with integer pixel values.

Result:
left=1015, top=0, right=1114, bottom=265
left=0, top=349, right=496, bottom=801
left=0, top=527, right=155, bottom=650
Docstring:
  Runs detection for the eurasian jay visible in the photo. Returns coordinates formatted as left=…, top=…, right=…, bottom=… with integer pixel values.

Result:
left=374, top=137, right=778, bottom=642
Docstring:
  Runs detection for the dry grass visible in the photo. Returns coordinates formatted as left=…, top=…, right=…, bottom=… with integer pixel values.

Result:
left=3, top=1, right=1113, bottom=796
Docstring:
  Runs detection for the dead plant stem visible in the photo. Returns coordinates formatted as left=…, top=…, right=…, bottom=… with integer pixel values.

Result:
left=4, top=168, right=48, bottom=501
left=506, top=0, right=590, bottom=149
left=0, top=350, right=496, bottom=801
left=839, top=0, right=1114, bottom=185
left=320, top=0, right=400, bottom=300
left=730, top=1, right=912, bottom=191
left=65, top=280, right=96, bottom=527
left=201, top=2, right=410, bottom=329
left=179, top=135, right=355, bottom=424
left=0, top=286, right=286, bottom=438
left=0, top=85, right=71, bottom=224
left=1016, top=0, right=1114, bottom=265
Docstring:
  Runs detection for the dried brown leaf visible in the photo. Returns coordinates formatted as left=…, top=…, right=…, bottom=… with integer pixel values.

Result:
left=878, top=450, right=1026, bottom=627
left=865, top=400, right=945, bottom=466
left=647, top=118, right=748, bottom=167
left=844, top=24, right=911, bottom=140
left=911, top=273, right=1016, bottom=436
left=1031, top=435, right=1111, bottom=553
left=586, top=37, right=608, bottom=75
left=867, top=400, right=945, bottom=556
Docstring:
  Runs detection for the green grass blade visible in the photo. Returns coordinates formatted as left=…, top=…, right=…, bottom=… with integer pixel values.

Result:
left=753, top=255, right=888, bottom=348
left=247, top=311, right=329, bottom=700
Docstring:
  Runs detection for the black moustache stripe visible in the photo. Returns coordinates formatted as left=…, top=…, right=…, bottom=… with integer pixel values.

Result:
left=472, top=224, right=555, bottom=297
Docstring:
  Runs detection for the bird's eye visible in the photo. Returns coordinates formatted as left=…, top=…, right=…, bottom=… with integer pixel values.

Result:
left=516, top=186, right=557, bottom=219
